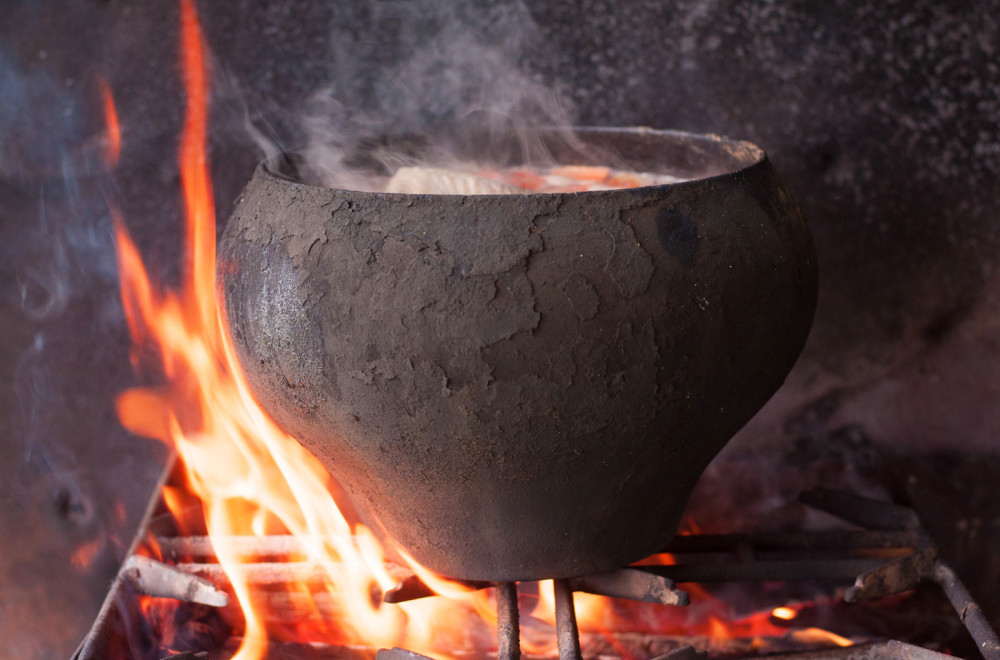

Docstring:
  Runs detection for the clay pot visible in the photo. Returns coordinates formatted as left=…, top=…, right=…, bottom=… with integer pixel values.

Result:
left=219, top=128, right=817, bottom=581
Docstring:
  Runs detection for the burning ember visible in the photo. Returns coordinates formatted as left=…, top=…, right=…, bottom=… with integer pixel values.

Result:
left=93, top=2, right=971, bottom=659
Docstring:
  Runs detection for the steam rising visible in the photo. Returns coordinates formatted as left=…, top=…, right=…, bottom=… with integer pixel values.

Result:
left=249, top=0, right=582, bottom=190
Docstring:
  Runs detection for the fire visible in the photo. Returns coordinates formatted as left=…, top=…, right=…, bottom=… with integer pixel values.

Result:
left=790, top=628, right=854, bottom=648
left=772, top=606, right=797, bottom=621
left=97, top=75, right=121, bottom=168
left=104, top=2, right=860, bottom=657
left=70, top=535, right=105, bottom=569
left=111, top=0, right=472, bottom=657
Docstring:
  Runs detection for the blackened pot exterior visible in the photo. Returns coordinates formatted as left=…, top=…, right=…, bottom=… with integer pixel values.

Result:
left=219, top=128, right=817, bottom=581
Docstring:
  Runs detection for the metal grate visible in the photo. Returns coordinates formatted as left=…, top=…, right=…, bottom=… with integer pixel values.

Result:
left=73, top=488, right=999, bottom=660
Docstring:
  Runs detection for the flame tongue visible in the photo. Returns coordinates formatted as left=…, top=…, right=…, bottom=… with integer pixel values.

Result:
left=177, top=0, right=216, bottom=342
left=98, top=76, right=121, bottom=168
left=112, top=0, right=439, bottom=656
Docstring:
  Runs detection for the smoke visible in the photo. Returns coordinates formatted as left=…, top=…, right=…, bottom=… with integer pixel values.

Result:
left=0, top=48, right=83, bottom=182
left=245, top=0, right=581, bottom=190
left=0, top=42, right=122, bottom=528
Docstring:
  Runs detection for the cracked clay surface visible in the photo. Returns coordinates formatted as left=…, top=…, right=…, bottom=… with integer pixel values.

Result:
left=219, top=131, right=816, bottom=580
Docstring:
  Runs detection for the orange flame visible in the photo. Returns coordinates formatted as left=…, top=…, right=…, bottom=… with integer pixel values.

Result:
left=97, top=76, right=121, bottom=168
left=70, top=535, right=105, bottom=569
left=790, top=628, right=854, bottom=648
left=772, top=606, right=797, bottom=620
left=112, top=0, right=470, bottom=657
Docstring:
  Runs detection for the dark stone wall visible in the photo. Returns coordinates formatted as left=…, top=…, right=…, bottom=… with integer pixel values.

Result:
left=1, top=1, right=998, bottom=657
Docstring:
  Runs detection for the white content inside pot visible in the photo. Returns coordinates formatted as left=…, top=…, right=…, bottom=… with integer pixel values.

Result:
left=384, top=163, right=686, bottom=194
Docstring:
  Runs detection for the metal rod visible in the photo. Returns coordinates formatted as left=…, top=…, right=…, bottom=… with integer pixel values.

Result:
left=933, top=564, right=1000, bottom=660
left=157, top=535, right=312, bottom=559
left=659, top=529, right=921, bottom=554
left=257, top=591, right=344, bottom=624
left=641, top=558, right=885, bottom=583
left=175, top=561, right=339, bottom=587
left=798, top=489, right=919, bottom=530
left=553, top=578, right=582, bottom=660
left=495, top=582, right=520, bottom=660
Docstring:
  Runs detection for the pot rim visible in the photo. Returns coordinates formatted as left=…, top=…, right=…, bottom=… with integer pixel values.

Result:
left=260, top=126, right=768, bottom=199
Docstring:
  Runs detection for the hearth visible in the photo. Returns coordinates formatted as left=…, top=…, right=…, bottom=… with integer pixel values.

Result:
left=72, top=459, right=999, bottom=660
left=4, top=2, right=1000, bottom=659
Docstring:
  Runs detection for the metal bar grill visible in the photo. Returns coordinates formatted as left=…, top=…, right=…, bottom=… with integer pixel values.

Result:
left=73, top=488, right=1000, bottom=660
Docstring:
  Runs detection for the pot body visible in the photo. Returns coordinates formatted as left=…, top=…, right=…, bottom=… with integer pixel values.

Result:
left=219, top=128, right=817, bottom=581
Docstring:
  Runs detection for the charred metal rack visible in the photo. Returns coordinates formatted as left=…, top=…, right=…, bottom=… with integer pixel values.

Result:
left=74, top=488, right=1000, bottom=660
